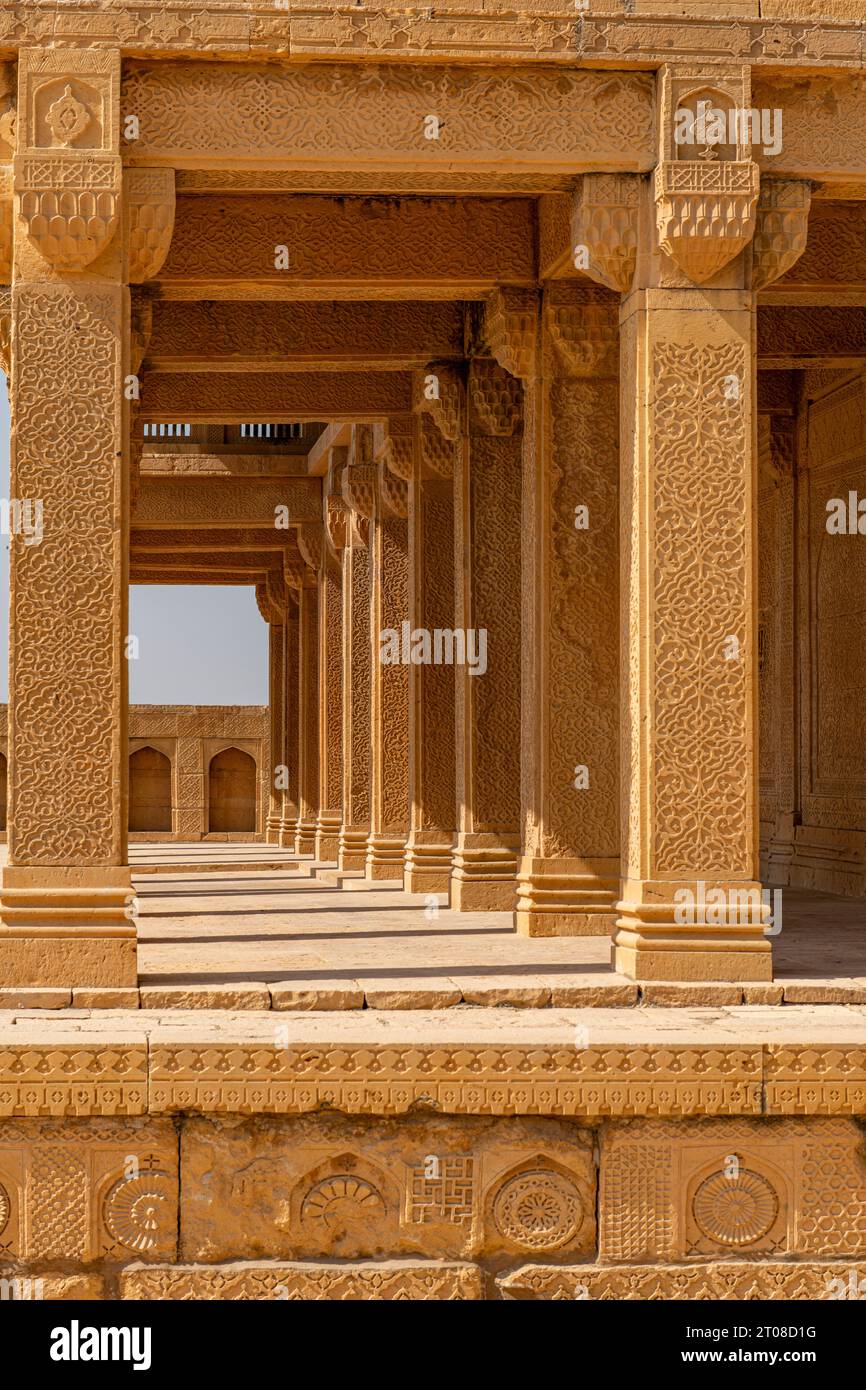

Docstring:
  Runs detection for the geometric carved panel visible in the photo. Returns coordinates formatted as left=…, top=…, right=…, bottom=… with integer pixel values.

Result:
left=600, top=1117, right=866, bottom=1263
left=0, top=1118, right=177, bottom=1263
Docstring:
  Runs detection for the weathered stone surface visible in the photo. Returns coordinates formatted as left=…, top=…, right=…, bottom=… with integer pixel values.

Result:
left=179, top=1114, right=595, bottom=1263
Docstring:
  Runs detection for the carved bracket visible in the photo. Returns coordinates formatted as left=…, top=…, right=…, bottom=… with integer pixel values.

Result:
left=544, top=283, right=618, bottom=379
left=752, top=179, right=811, bottom=292
left=130, top=288, right=153, bottom=375
left=378, top=460, right=408, bottom=518
left=297, top=521, right=323, bottom=574
left=125, top=167, right=176, bottom=283
left=572, top=173, right=640, bottom=294
left=0, top=166, right=12, bottom=282
left=483, top=287, right=538, bottom=380
left=418, top=417, right=454, bottom=481
left=15, top=51, right=122, bottom=272
left=468, top=358, right=522, bottom=437
left=413, top=361, right=464, bottom=442
left=655, top=160, right=760, bottom=284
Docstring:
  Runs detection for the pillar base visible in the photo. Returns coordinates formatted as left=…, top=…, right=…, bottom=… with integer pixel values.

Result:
left=339, top=825, right=370, bottom=872
left=450, top=833, right=518, bottom=911
left=515, top=857, right=619, bottom=937
left=314, top=811, right=341, bottom=863
left=612, top=879, right=774, bottom=983
left=295, top=820, right=317, bottom=856
left=265, top=816, right=283, bottom=846
left=0, top=866, right=137, bottom=988
left=404, top=832, right=454, bottom=895
left=278, top=814, right=299, bottom=850
left=366, top=833, right=408, bottom=881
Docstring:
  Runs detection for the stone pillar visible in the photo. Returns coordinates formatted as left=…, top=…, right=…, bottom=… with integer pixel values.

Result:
left=367, top=440, right=410, bottom=879
left=757, top=395, right=798, bottom=885
left=612, top=65, right=773, bottom=981
left=404, top=408, right=457, bottom=894
left=292, top=533, right=321, bottom=857
left=0, top=50, right=138, bottom=987
left=255, top=575, right=286, bottom=845
left=451, top=353, right=522, bottom=910
left=503, top=283, right=621, bottom=936
left=315, top=459, right=347, bottom=861
left=279, top=599, right=300, bottom=849
left=338, top=434, right=374, bottom=871
left=259, top=585, right=285, bottom=847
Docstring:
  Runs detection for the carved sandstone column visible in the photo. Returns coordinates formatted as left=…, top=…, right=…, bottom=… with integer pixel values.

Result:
left=279, top=597, right=300, bottom=849
left=258, top=583, right=286, bottom=847
left=450, top=353, right=522, bottom=910
left=290, top=536, right=321, bottom=857
left=612, top=66, right=784, bottom=980
left=0, top=50, right=138, bottom=986
left=315, top=459, right=348, bottom=862
left=498, top=285, right=621, bottom=936
left=404, top=405, right=457, bottom=893
left=367, top=439, right=410, bottom=879
left=338, top=433, right=374, bottom=871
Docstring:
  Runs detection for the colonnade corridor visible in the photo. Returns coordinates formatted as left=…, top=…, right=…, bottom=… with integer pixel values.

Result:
left=5, top=7, right=866, bottom=1317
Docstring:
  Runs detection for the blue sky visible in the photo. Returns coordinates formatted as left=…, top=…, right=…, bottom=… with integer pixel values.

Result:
left=0, top=384, right=268, bottom=704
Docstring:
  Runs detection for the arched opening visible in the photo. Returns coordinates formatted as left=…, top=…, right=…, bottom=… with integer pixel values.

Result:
left=208, top=748, right=257, bottom=833
left=129, top=746, right=172, bottom=832
left=0, top=751, right=7, bottom=832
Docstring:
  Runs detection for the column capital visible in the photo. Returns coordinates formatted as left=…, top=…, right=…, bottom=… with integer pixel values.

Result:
left=483, top=287, right=538, bottom=381
left=418, top=416, right=454, bottom=481
left=544, top=282, right=618, bottom=379
left=124, top=167, right=176, bottom=284
left=468, top=356, right=522, bottom=437
left=0, top=166, right=11, bottom=282
left=14, top=48, right=122, bottom=273
left=652, top=64, right=759, bottom=285
left=414, top=361, right=464, bottom=442
left=297, top=520, right=323, bottom=575
left=374, top=418, right=414, bottom=483
left=571, top=174, right=640, bottom=294
left=378, top=460, right=409, bottom=518
left=751, top=179, right=811, bottom=291
left=130, top=287, right=153, bottom=374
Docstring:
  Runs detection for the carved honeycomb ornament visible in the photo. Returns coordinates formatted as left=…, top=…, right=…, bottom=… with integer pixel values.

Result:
left=492, top=1170, right=584, bottom=1251
left=692, top=1169, right=780, bottom=1248
left=104, top=1172, right=176, bottom=1254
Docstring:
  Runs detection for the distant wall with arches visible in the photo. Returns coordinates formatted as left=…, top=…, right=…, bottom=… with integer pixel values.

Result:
left=0, top=706, right=268, bottom=844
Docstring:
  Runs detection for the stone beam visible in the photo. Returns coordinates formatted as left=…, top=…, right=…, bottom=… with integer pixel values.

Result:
left=122, top=62, right=654, bottom=183
left=128, top=552, right=298, bottom=575
left=155, top=196, right=535, bottom=299
left=141, top=371, right=413, bottom=421
left=130, top=570, right=268, bottom=586
left=140, top=455, right=315, bottom=478
left=132, top=477, right=322, bottom=527
left=145, top=302, right=465, bottom=372
left=131, top=527, right=302, bottom=552
left=758, top=307, right=866, bottom=369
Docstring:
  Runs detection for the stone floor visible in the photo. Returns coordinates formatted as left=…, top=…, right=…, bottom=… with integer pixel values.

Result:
left=3, top=842, right=866, bottom=1008
left=128, top=844, right=866, bottom=1009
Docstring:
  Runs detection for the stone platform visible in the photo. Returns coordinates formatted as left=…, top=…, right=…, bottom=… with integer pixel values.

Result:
left=1, top=1005, right=866, bottom=1299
